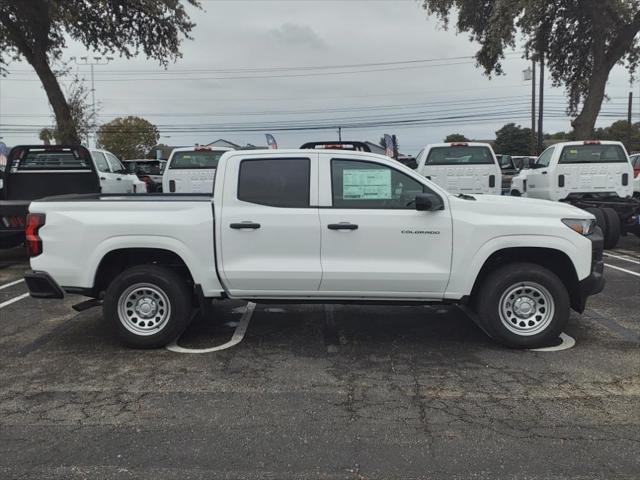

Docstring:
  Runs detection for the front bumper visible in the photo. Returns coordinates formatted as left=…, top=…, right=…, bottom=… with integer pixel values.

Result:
left=575, top=227, right=605, bottom=312
left=24, top=271, right=64, bottom=299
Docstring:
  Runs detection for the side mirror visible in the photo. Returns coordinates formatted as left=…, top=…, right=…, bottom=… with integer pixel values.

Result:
left=415, top=192, right=444, bottom=212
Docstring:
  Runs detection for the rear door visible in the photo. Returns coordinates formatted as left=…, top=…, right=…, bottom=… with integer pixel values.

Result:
left=318, top=153, right=452, bottom=298
left=219, top=153, right=322, bottom=295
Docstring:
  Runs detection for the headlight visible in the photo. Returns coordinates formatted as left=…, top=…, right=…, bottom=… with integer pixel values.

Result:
left=562, top=218, right=596, bottom=236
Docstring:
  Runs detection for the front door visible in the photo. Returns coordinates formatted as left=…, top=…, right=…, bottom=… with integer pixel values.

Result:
left=219, top=153, right=322, bottom=296
left=105, top=152, right=133, bottom=193
left=526, top=147, right=554, bottom=199
left=318, top=155, right=452, bottom=298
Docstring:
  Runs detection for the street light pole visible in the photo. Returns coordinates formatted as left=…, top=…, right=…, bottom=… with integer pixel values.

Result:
left=70, top=55, right=113, bottom=147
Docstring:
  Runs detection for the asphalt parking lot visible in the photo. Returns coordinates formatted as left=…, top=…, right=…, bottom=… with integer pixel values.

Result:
left=1, top=240, right=639, bottom=479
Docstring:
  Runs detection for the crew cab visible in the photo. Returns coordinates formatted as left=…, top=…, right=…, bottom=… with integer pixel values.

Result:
left=162, top=146, right=232, bottom=194
left=510, top=141, right=639, bottom=248
left=0, top=145, right=100, bottom=249
left=415, top=143, right=502, bottom=195
left=25, top=149, right=604, bottom=349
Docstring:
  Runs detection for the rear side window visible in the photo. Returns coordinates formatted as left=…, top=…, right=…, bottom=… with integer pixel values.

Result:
left=426, top=146, right=495, bottom=165
left=238, top=158, right=310, bottom=208
left=170, top=150, right=225, bottom=170
left=559, top=145, right=628, bottom=164
left=92, top=151, right=110, bottom=173
left=17, top=151, right=90, bottom=171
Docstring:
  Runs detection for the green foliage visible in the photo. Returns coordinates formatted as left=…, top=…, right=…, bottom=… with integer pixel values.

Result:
left=444, top=133, right=470, bottom=143
left=421, top=1, right=640, bottom=137
left=594, top=120, right=640, bottom=151
left=493, top=123, right=533, bottom=155
left=0, top=0, right=200, bottom=143
left=97, top=116, right=160, bottom=160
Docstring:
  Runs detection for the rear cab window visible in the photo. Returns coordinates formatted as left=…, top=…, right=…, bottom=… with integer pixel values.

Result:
left=559, top=144, right=628, bottom=164
left=170, top=150, right=225, bottom=170
left=425, top=146, right=496, bottom=166
left=238, top=158, right=310, bottom=208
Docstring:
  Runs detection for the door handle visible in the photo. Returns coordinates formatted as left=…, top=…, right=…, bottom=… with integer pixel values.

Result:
left=116, top=177, right=122, bottom=181
left=541, top=171, right=548, bottom=175
left=328, top=223, right=358, bottom=231
left=100, top=177, right=106, bottom=180
left=230, top=222, right=261, bottom=230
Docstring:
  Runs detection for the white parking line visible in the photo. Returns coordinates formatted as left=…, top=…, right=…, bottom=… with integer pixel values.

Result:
left=0, top=292, right=30, bottom=309
left=165, top=302, right=256, bottom=354
left=604, top=252, right=640, bottom=265
left=605, top=264, right=640, bottom=278
left=0, top=279, right=24, bottom=291
left=530, top=333, right=576, bottom=352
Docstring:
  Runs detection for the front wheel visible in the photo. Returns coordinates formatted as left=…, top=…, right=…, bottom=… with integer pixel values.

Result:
left=474, top=263, right=570, bottom=348
left=103, top=265, right=193, bottom=348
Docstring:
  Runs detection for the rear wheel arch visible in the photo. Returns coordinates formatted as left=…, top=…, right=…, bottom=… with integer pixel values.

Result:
left=93, top=248, right=195, bottom=297
left=470, top=247, right=582, bottom=312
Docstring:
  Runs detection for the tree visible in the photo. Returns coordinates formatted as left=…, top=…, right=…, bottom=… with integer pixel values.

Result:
left=38, top=128, right=54, bottom=146
left=444, top=133, right=470, bottom=142
left=0, top=0, right=199, bottom=143
left=493, top=123, right=533, bottom=155
left=421, top=1, right=640, bottom=139
left=97, top=116, right=160, bottom=159
left=594, top=120, right=640, bottom=151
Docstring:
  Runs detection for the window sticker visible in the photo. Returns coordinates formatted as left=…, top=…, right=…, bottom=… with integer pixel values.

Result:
left=343, top=169, right=391, bottom=200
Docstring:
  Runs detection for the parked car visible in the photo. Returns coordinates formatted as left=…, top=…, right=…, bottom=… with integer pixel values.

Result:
left=123, top=159, right=167, bottom=192
left=510, top=141, right=640, bottom=248
left=162, top=146, right=232, bottom=194
left=415, top=142, right=502, bottom=195
left=630, top=153, right=640, bottom=178
left=497, top=154, right=519, bottom=195
left=90, top=149, right=147, bottom=194
left=0, top=145, right=100, bottom=249
left=25, top=148, right=603, bottom=350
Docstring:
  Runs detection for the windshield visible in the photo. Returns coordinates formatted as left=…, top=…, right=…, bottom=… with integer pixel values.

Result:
left=169, top=151, right=224, bottom=170
left=425, top=146, right=495, bottom=165
left=559, top=145, right=628, bottom=164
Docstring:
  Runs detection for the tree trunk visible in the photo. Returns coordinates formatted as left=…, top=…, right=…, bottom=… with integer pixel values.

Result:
left=571, top=65, right=610, bottom=140
left=29, top=53, right=80, bottom=144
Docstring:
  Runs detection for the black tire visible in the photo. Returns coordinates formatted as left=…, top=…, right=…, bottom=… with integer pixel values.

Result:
left=474, top=262, right=570, bottom=348
left=103, top=265, right=193, bottom=349
left=601, top=207, right=621, bottom=249
left=510, top=190, right=521, bottom=197
left=584, top=208, right=607, bottom=237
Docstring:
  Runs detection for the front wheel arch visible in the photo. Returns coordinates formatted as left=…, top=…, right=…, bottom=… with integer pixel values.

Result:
left=470, top=247, right=581, bottom=312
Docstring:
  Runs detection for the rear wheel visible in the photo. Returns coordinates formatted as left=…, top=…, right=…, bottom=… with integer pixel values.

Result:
left=474, top=263, right=570, bottom=348
left=510, top=190, right=521, bottom=197
left=601, top=208, right=621, bottom=249
left=103, top=265, right=193, bottom=348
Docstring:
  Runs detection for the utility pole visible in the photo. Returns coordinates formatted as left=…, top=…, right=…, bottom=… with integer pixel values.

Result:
left=71, top=56, right=113, bottom=147
left=338, top=127, right=342, bottom=142
left=537, top=58, right=545, bottom=155
left=628, top=91, right=633, bottom=150
left=523, top=62, right=536, bottom=156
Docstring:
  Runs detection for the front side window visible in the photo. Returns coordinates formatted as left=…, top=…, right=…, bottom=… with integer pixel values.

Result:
left=535, top=147, right=554, bottom=168
left=559, top=144, right=628, bottom=164
left=170, top=150, right=225, bottom=170
left=331, top=159, right=426, bottom=209
left=238, top=158, right=310, bottom=208
left=425, top=146, right=495, bottom=166
left=106, top=153, right=126, bottom=174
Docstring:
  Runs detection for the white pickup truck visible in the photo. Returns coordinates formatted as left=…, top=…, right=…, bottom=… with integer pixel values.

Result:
left=24, top=149, right=604, bottom=349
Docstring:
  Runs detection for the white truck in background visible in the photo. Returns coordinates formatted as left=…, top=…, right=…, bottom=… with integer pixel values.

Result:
left=415, top=142, right=502, bottom=196
left=510, top=141, right=640, bottom=248
left=90, top=149, right=147, bottom=194
left=25, top=149, right=604, bottom=350
left=162, top=146, right=233, bottom=194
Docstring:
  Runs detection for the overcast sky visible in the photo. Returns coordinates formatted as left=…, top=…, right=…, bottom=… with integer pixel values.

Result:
left=1, top=0, right=638, bottom=156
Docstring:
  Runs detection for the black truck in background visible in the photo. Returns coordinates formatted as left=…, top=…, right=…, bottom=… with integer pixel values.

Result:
left=0, top=145, right=101, bottom=249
